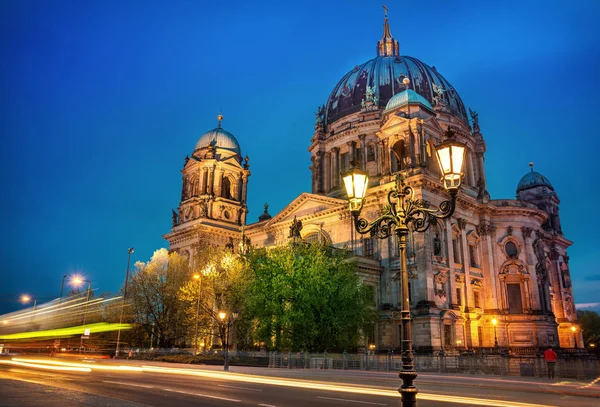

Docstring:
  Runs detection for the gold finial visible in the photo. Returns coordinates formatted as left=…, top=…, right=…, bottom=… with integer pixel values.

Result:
left=529, top=162, right=534, bottom=171
left=217, top=111, right=224, bottom=128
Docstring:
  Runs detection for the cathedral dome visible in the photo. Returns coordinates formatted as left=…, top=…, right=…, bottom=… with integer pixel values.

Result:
left=194, top=115, right=241, bottom=155
left=384, top=89, right=434, bottom=114
left=323, top=16, right=468, bottom=126
left=517, top=165, right=554, bottom=192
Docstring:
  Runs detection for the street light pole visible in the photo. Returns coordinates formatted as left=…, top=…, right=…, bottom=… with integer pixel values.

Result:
left=343, top=135, right=465, bottom=407
left=218, top=311, right=238, bottom=371
left=193, top=273, right=201, bottom=355
left=59, top=274, right=68, bottom=303
left=116, top=247, right=134, bottom=358
left=79, top=280, right=91, bottom=354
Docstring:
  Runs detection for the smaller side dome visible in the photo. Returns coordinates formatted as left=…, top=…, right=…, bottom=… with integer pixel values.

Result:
left=195, top=127, right=241, bottom=155
left=384, top=89, right=434, bottom=114
left=516, top=163, right=553, bottom=193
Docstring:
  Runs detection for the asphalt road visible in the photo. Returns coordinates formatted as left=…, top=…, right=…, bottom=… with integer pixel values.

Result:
left=0, top=356, right=597, bottom=407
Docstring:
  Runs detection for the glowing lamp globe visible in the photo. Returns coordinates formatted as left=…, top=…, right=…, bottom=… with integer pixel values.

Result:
left=435, top=139, right=466, bottom=192
left=342, top=163, right=369, bottom=214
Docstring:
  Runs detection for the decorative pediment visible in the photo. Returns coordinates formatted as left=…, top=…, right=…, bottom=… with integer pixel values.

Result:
left=261, top=193, right=346, bottom=227
left=499, top=258, right=528, bottom=278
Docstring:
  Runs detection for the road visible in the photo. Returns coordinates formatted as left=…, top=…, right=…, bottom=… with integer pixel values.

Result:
left=0, top=356, right=598, bottom=407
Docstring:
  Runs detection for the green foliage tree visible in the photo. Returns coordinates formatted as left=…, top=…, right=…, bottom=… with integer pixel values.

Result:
left=128, top=248, right=190, bottom=348
left=245, top=243, right=376, bottom=352
left=577, top=310, right=600, bottom=353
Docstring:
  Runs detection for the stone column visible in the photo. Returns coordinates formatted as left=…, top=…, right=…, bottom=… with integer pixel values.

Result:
left=324, top=151, right=331, bottom=191
left=347, top=141, right=356, bottom=162
left=316, top=151, right=324, bottom=193
left=207, top=166, right=215, bottom=195
left=331, top=147, right=339, bottom=188
left=358, top=134, right=366, bottom=169
left=199, top=168, right=206, bottom=195
left=241, top=173, right=248, bottom=203
left=445, top=218, right=456, bottom=307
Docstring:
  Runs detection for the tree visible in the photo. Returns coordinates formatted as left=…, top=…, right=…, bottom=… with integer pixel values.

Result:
left=128, top=248, right=190, bottom=348
left=245, top=243, right=376, bottom=352
left=178, top=243, right=251, bottom=351
left=577, top=310, right=600, bottom=354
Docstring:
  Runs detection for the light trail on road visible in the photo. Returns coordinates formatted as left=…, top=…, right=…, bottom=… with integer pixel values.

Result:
left=3, top=357, right=558, bottom=407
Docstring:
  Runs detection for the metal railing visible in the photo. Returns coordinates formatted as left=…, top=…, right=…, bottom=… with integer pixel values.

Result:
left=267, top=351, right=600, bottom=380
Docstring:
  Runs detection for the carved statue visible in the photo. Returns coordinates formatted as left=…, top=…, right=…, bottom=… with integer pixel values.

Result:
left=244, top=155, right=250, bottom=169
left=314, top=105, right=325, bottom=130
left=433, top=233, right=442, bottom=256
left=469, top=108, right=479, bottom=125
left=367, top=144, right=375, bottom=162
left=199, top=200, right=208, bottom=217
left=172, top=209, right=178, bottom=226
left=365, top=85, right=375, bottom=102
left=361, top=99, right=366, bottom=109
left=432, top=83, right=446, bottom=106
left=289, top=216, right=303, bottom=239
left=373, top=94, right=379, bottom=105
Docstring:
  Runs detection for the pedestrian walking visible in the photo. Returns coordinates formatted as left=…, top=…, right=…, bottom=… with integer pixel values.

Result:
left=543, top=346, right=557, bottom=379
left=128, top=350, right=133, bottom=360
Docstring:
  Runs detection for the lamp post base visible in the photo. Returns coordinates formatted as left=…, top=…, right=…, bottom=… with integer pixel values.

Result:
left=399, top=369, right=418, bottom=407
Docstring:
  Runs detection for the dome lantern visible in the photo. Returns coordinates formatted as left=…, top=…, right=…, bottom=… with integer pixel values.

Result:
left=377, top=5, right=399, bottom=57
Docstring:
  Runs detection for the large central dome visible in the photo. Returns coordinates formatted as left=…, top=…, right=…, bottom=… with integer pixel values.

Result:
left=324, top=16, right=468, bottom=126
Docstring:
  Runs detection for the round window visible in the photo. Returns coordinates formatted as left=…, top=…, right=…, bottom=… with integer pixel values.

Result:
left=505, top=241, right=518, bottom=257
left=224, top=210, right=231, bottom=220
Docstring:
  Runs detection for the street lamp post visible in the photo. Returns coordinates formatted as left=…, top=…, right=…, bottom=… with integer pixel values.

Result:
left=116, top=247, right=134, bottom=358
left=492, top=318, right=499, bottom=348
left=343, top=135, right=465, bottom=407
left=218, top=311, right=239, bottom=372
left=72, top=278, right=92, bottom=354
left=193, top=273, right=201, bottom=355
left=59, top=274, right=68, bottom=303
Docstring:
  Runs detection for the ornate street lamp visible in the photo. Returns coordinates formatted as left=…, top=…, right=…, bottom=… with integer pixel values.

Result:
left=343, top=137, right=465, bottom=407
left=218, top=310, right=239, bottom=372
left=492, top=318, right=499, bottom=348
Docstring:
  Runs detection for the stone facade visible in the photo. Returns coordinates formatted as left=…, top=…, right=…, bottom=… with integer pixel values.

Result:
left=165, top=14, right=581, bottom=352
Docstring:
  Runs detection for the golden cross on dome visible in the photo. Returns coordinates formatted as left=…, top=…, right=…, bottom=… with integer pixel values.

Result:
left=383, top=4, right=388, bottom=18
left=217, top=110, right=223, bottom=128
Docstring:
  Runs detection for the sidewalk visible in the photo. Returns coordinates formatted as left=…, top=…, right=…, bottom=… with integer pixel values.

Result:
left=100, top=357, right=600, bottom=399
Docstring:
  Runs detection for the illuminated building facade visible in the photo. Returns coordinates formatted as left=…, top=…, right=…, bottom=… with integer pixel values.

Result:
left=165, top=13, right=580, bottom=352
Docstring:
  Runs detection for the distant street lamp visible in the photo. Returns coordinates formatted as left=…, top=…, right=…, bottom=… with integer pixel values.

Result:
left=492, top=318, right=499, bottom=348
left=218, top=311, right=239, bottom=371
left=571, top=325, right=578, bottom=348
left=343, top=135, right=465, bottom=407
left=116, top=247, right=134, bottom=358
left=21, top=294, right=37, bottom=311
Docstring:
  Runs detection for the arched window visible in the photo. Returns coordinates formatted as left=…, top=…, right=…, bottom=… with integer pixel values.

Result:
left=222, top=177, right=232, bottom=199
left=391, top=140, right=406, bottom=173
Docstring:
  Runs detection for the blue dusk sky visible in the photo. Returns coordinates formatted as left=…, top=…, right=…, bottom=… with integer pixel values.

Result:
left=1, top=0, right=599, bottom=313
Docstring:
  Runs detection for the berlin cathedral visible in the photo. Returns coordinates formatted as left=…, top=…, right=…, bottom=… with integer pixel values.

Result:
left=165, top=11, right=580, bottom=353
